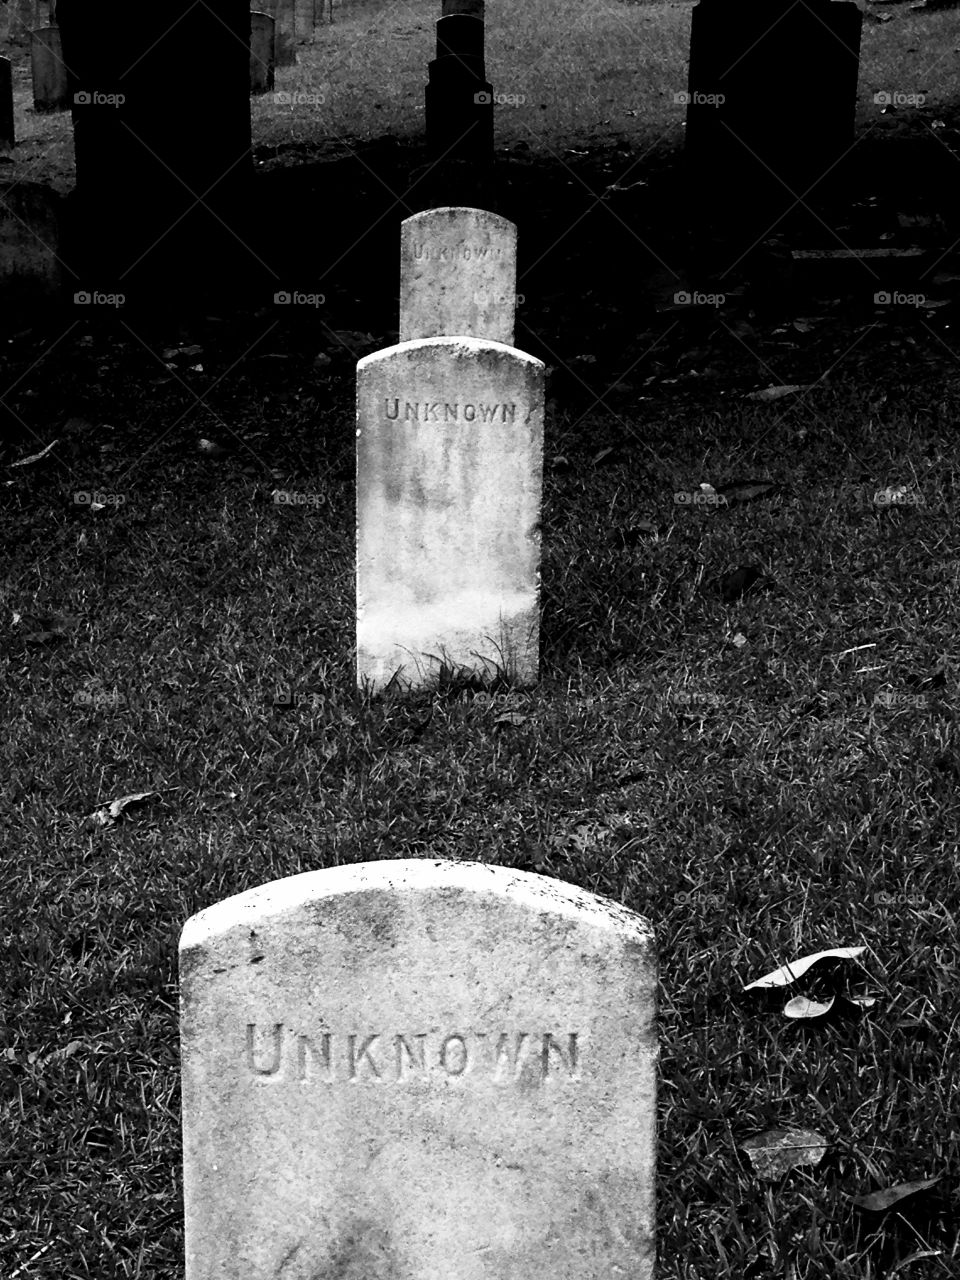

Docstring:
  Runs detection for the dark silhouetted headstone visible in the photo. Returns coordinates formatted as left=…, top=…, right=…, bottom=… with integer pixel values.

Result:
left=57, top=1, right=254, bottom=303
left=425, top=0, right=493, bottom=180
left=250, top=12, right=276, bottom=94
left=31, top=26, right=70, bottom=112
left=685, top=0, right=862, bottom=236
left=0, top=58, right=13, bottom=150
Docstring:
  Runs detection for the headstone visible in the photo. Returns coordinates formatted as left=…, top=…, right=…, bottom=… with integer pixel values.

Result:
left=0, top=182, right=62, bottom=332
left=685, top=0, right=862, bottom=236
left=271, top=0, right=298, bottom=66
left=179, top=858, right=658, bottom=1280
left=356, top=336, right=544, bottom=693
left=400, top=207, right=517, bottom=345
left=0, top=58, right=13, bottom=150
left=250, top=12, right=276, bottom=95
left=31, top=26, right=70, bottom=112
left=56, top=1, right=253, bottom=299
left=425, top=0, right=493, bottom=171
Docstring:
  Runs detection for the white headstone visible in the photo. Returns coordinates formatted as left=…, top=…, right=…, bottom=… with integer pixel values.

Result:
left=179, top=858, right=657, bottom=1280
left=400, top=207, right=517, bottom=345
left=356, top=335, right=543, bottom=693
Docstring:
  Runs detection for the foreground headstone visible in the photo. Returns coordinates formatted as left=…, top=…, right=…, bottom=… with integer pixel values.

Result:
left=180, top=858, right=657, bottom=1280
left=0, top=58, right=13, bottom=150
left=400, top=207, right=517, bottom=344
left=250, top=12, right=276, bottom=94
left=356, top=336, right=544, bottom=692
left=31, top=26, right=69, bottom=112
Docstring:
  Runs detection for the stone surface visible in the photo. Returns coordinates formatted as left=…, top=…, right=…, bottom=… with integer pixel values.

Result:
left=400, top=207, right=517, bottom=345
left=179, top=858, right=657, bottom=1280
left=0, top=57, right=13, bottom=150
left=30, top=26, right=69, bottom=112
left=356, top=336, right=544, bottom=693
left=249, top=12, right=276, bottom=95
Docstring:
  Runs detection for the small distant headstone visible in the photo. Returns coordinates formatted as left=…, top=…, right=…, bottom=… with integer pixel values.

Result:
left=0, top=58, right=14, bottom=150
left=356, top=336, right=544, bottom=692
left=30, top=26, right=70, bottom=112
left=0, top=182, right=62, bottom=331
left=250, top=12, right=276, bottom=94
left=400, top=207, right=517, bottom=345
left=274, top=0, right=297, bottom=65
left=179, top=858, right=658, bottom=1280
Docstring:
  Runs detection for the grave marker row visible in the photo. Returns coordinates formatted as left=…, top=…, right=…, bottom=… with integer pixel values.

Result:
left=180, top=858, right=658, bottom=1279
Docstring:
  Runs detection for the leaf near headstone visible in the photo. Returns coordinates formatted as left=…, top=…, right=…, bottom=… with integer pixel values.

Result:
left=743, top=946, right=866, bottom=990
left=851, top=1176, right=941, bottom=1212
left=784, top=994, right=835, bottom=1019
left=744, top=384, right=815, bottom=402
left=493, top=711, right=528, bottom=728
left=84, top=790, right=160, bottom=829
left=741, top=1128, right=828, bottom=1180
left=716, top=480, right=780, bottom=504
left=10, top=439, right=58, bottom=468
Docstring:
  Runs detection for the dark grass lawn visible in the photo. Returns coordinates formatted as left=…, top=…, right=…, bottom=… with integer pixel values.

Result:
left=3, top=1, right=960, bottom=1276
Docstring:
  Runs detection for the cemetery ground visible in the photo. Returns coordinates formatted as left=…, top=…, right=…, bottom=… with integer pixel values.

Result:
left=3, top=0, right=960, bottom=1276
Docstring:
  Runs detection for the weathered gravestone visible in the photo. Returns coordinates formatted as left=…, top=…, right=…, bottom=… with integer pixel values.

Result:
left=179, top=858, right=658, bottom=1280
left=0, top=182, right=62, bottom=332
left=685, top=0, right=862, bottom=236
left=0, top=58, right=13, bottom=150
left=356, top=336, right=544, bottom=693
left=400, top=207, right=517, bottom=345
left=31, top=25, right=69, bottom=112
left=250, top=12, right=276, bottom=95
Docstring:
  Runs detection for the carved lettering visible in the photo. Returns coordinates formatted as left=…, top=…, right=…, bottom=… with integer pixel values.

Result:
left=246, top=1022, right=283, bottom=1076
left=382, top=400, right=520, bottom=424
left=349, top=1034, right=382, bottom=1079
left=411, top=242, right=501, bottom=262
left=243, top=1026, right=581, bottom=1084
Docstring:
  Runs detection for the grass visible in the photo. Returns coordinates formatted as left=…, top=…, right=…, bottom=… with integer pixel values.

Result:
left=3, top=0, right=960, bottom=1277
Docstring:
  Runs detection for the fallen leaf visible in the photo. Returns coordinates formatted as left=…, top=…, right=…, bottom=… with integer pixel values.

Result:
left=84, top=790, right=160, bottom=829
left=494, top=711, right=528, bottom=728
left=716, top=480, right=781, bottom=504
left=744, top=383, right=815, bottom=402
left=744, top=946, right=866, bottom=990
left=741, top=1128, right=829, bottom=1180
left=10, top=439, right=58, bottom=467
left=851, top=1176, right=941, bottom=1212
left=784, top=995, right=835, bottom=1019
